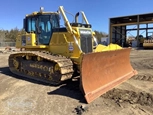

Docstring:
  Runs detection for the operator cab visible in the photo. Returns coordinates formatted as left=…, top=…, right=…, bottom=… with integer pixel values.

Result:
left=23, top=8, right=60, bottom=45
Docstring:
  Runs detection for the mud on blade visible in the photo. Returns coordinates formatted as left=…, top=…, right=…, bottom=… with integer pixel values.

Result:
left=80, top=48, right=137, bottom=103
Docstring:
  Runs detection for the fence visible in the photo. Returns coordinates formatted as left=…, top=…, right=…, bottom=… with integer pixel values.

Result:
left=0, top=42, right=16, bottom=47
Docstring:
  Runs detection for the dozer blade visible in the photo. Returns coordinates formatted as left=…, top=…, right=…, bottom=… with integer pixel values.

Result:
left=80, top=48, right=137, bottom=103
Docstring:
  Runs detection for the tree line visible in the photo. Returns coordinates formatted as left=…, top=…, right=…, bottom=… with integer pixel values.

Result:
left=0, top=27, right=25, bottom=42
left=0, top=28, right=108, bottom=42
left=94, top=30, right=108, bottom=43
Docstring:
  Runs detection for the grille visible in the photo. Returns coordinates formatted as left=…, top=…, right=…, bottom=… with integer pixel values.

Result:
left=79, top=29, right=92, bottom=53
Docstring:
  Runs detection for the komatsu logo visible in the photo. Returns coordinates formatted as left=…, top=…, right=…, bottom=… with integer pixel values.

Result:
left=80, top=30, right=91, bottom=34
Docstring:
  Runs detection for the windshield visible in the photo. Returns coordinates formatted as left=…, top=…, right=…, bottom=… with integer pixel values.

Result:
left=25, top=14, right=59, bottom=45
left=37, top=15, right=52, bottom=45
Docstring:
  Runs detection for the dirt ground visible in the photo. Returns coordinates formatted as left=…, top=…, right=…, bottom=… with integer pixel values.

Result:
left=0, top=49, right=153, bottom=115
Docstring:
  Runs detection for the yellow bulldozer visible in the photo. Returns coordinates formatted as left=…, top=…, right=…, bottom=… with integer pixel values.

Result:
left=135, top=33, right=153, bottom=49
left=143, top=33, right=153, bottom=49
left=8, top=6, right=137, bottom=103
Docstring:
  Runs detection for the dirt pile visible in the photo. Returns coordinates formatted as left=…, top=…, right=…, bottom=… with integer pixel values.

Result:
left=102, top=88, right=153, bottom=106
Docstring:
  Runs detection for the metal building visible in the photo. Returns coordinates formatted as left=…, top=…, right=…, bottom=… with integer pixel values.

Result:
left=109, top=13, right=153, bottom=47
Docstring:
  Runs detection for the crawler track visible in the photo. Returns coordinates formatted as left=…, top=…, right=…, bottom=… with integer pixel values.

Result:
left=8, top=51, right=74, bottom=85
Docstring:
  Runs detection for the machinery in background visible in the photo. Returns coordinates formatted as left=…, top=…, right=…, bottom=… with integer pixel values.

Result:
left=143, top=32, right=153, bottom=49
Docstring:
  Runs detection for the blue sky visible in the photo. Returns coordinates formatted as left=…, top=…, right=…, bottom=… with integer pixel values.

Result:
left=1, top=0, right=153, bottom=34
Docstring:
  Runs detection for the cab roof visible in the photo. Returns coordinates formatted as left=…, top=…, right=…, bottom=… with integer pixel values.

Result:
left=26, top=11, right=59, bottom=17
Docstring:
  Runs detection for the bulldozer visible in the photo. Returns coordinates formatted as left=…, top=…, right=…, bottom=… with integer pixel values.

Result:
left=143, top=32, right=153, bottom=49
left=8, top=6, right=137, bottom=103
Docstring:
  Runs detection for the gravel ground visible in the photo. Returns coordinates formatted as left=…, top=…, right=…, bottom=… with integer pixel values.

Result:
left=0, top=49, right=153, bottom=115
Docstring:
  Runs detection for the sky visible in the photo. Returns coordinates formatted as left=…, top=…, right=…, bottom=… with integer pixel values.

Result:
left=1, top=0, right=153, bottom=34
